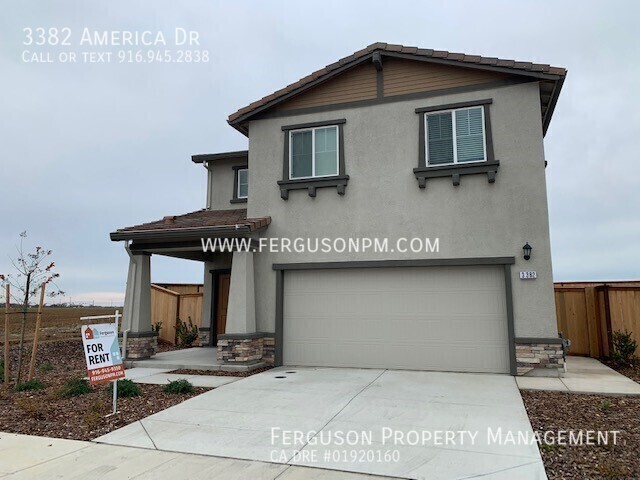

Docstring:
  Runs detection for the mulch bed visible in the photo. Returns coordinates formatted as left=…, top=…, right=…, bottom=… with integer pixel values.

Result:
left=522, top=391, right=640, bottom=479
left=170, top=367, right=273, bottom=378
left=0, top=340, right=210, bottom=441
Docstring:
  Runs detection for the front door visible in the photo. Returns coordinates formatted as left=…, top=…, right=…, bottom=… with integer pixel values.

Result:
left=215, top=272, right=231, bottom=342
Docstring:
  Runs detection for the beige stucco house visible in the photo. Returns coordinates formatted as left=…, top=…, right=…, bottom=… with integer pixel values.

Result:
left=111, top=43, right=567, bottom=376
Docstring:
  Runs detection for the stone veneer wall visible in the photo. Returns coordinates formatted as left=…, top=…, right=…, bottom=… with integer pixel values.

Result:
left=198, top=328, right=211, bottom=347
left=217, top=333, right=275, bottom=364
left=515, top=341, right=564, bottom=376
left=119, top=332, right=158, bottom=360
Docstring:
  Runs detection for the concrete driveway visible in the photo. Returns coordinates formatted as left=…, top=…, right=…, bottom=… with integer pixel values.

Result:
left=95, top=367, right=546, bottom=480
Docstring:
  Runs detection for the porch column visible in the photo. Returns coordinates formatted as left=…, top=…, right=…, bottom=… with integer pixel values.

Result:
left=122, top=252, right=156, bottom=359
left=225, top=251, right=256, bottom=334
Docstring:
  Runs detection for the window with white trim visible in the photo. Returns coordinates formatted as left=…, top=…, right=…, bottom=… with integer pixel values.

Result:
left=290, top=125, right=339, bottom=179
left=237, top=168, right=248, bottom=198
left=425, top=106, right=486, bottom=166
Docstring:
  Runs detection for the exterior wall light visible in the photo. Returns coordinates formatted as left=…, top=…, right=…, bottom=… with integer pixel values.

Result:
left=523, top=242, right=532, bottom=261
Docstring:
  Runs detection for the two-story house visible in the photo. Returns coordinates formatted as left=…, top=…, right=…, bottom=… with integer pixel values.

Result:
left=111, top=43, right=567, bottom=376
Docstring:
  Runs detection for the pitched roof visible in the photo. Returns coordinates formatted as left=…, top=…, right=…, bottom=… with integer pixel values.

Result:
left=228, top=42, right=566, bottom=135
left=110, top=208, right=270, bottom=241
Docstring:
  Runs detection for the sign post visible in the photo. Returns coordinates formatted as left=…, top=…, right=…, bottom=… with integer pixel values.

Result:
left=80, top=310, right=125, bottom=415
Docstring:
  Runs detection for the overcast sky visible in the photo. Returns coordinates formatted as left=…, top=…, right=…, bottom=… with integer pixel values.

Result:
left=1, top=1, right=639, bottom=305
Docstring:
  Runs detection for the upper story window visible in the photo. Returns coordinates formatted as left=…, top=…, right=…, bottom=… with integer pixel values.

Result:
left=414, top=99, right=498, bottom=189
left=237, top=168, right=248, bottom=198
left=290, top=125, right=339, bottom=179
left=426, top=106, right=486, bottom=166
left=278, top=119, right=348, bottom=200
left=231, top=165, right=248, bottom=203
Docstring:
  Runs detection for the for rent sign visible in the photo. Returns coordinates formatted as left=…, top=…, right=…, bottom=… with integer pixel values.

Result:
left=81, top=323, right=125, bottom=385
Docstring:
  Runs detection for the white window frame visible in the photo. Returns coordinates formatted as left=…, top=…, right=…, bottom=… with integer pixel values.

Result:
left=289, top=125, right=340, bottom=180
left=425, top=106, right=487, bottom=167
left=237, top=168, right=248, bottom=199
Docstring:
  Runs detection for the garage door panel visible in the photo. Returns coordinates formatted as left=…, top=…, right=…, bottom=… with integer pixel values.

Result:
left=283, top=266, right=510, bottom=373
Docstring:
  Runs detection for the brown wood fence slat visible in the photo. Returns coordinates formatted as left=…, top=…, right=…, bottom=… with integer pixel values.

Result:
left=555, top=282, right=640, bottom=358
left=150, top=284, right=203, bottom=345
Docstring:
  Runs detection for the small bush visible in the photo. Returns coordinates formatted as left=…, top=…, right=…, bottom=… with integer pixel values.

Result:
left=611, top=330, right=637, bottom=365
left=39, top=362, right=54, bottom=372
left=59, top=378, right=91, bottom=397
left=110, top=379, right=141, bottom=398
left=83, top=399, right=107, bottom=429
left=598, top=399, right=612, bottom=411
left=14, top=379, right=45, bottom=392
left=15, top=397, right=46, bottom=419
left=164, top=379, right=194, bottom=394
left=152, top=321, right=163, bottom=333
left=175, top=317, right=199, bottom=347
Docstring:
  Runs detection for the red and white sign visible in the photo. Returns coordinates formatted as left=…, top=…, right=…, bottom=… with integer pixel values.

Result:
left=81, top=323, right=125, bottom=385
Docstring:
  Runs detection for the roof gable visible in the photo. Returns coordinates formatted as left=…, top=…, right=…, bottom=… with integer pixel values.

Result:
left=228, top=43, right=566, bottom=136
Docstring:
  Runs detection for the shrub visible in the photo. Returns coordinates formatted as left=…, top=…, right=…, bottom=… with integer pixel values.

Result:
left=110, top=379, right=141, bottom=398
left=82, top=399, right=107, bottom=429
left=14, top=379, right=45, bottom=392
left=15, top=397, right=46, bottom=419
left=59, top=378, right=91, bottom=397
left=39, top=362, right=54, bottom=372
left=164, top=379, right=194, bottom=394
left=175, top=317, right=199, bottom=347
left=152, top=321, right=163, bottom=333
left=611, top=330, right=637, bottom=365
left=598, top=399, right=612, bottom=411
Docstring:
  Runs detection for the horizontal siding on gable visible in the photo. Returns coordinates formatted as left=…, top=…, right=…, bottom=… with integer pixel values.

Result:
left=383, top=58, right=510, bottom=97
left=275, top=62, right=377, bottom=111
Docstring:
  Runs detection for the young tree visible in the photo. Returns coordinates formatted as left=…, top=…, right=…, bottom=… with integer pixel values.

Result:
left=1, top=232, right=64, bottom=384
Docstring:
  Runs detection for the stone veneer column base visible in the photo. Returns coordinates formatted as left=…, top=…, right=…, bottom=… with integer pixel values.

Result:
left=217, top=333, right=275, bottom=365
left=119, top=332, right=158, bottom=360
left=198, top=328, right=211, bottom=347
left=515, top=339, right=565, bottom=376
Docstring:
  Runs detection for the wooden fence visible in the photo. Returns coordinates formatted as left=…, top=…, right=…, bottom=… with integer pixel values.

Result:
left=150, top=284, right=203, bottom=345
left=555, top=281, right=640, bottom=358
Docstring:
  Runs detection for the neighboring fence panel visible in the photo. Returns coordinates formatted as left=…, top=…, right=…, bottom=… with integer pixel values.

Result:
left=177, top=293, right=204, bottom=331
left=150, top=284, right=203, bottom=345
left=608, top=287, right=640, bottom=351
left=155, top=283, right=203, bottom=295
left=151, top=285, right=180, bottom=344
left=555, top=282, right=640, bottom=358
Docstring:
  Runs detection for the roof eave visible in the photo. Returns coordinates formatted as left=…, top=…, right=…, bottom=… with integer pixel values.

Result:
left=542, top=74, right=566, bottom=136
left=110, top=224, right=266, bottom=242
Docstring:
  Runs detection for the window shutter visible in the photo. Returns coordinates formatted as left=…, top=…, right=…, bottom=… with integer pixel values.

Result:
left=426, top=112, right=454, bottom=165
left=455, top=107, right=485, bottom=163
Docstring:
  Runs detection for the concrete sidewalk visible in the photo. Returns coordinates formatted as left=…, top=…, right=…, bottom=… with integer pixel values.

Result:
left=124, top=367, right=240, bottom=388
left=517, top=356, right=640, bottom=395
left=0, top=432, right=394, bottom=480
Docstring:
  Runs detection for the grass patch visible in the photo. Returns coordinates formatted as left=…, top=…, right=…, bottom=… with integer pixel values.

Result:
left=163, top=379, right=194, bottom=394
left=59, top=378, right=91, bottom=397
left=14, top=379, right=45, bottom=392
left=110, top=379, right=141, bottom=398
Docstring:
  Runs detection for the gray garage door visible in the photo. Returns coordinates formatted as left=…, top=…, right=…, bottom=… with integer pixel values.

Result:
left=283, top=266, right=510, bottom=373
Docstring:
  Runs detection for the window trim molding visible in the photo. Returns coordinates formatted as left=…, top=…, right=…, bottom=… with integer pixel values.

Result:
left=279, top=119, right=348, bottom=200
left=415, top=99, right=498, bottom=188
left=288, top=126, right=340, bottom=180
left=230, top=165, right=248, bottom=204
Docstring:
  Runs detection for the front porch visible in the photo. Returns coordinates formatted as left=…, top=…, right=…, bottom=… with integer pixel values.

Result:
left=110, top=208, right=274, bottom=367
left=125, top=346, right=268, bottom=372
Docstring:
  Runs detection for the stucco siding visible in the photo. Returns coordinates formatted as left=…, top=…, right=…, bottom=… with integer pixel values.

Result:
left=245, top=81, right=557, bottom=339
left=206, top=158, right=247, bottom=210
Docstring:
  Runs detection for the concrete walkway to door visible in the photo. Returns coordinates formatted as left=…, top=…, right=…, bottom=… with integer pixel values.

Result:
left=95, top=367, right=546, bottom=480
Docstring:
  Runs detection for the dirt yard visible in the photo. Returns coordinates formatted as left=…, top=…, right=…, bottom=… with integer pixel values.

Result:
left=0, top=339, right=210, bottom=441
left=522, top=391, right=640, bottom=480
left=3, top=306, right=121, bottom=345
